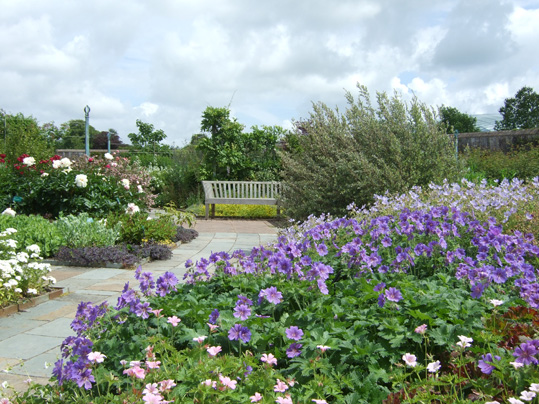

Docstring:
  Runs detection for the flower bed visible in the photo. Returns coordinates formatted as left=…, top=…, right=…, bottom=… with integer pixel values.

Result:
left=7, top=179, right=539, bottom=403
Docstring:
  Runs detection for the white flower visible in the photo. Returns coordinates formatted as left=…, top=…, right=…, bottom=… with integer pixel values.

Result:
left=120, top=179, right=130, bottom=189
left=489, top=299, right=504, bottom=307
left=529, top=384, right=539, bottom=393
left=426, top=360, right=441, bottom=373
left=4, top=228, right=17, bottom=235
left=14, top=287, right=22, bottom=293
left=456, top=335, right=473, bottom=348
left=2, top=208, right=16, bottom=216
left=52, top=160, right=62, bottom=169
left=26, top=244, right=41, bottom=254
left=402, top=353, right=417, bottom=367
left=87, top=351, right=107, bottom=363
left=125, top=203, right=140, bottom=215
left=75, top=174, right=88, bottom=188
left=511, top=361, right=525, bottom=369
left=508, top=398, right=525, bottom=404
left=520, top=390, right=536, bottom=401
left=22, top=156, right=36, bottom=166
left=60, top=157, right=71, bottom=168
left=27, top=288, right=38, bottom=295
left=41, top=172, right=49, bottom=177
left=104, top=153, right=113, bottom=160
left=137, top=185, right=144, bottom=193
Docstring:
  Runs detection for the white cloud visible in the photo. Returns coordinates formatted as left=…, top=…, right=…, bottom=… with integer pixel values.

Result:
left=0, top=0, right=538, bottom=145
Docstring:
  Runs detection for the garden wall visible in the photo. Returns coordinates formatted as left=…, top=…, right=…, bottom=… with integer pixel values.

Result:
left=457, top=128, right=539, bottom=152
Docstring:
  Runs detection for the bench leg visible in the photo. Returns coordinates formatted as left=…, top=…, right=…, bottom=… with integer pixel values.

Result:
left=205, top=204, right=209, bottom=220
left=211, top=204, right=215, bottom=219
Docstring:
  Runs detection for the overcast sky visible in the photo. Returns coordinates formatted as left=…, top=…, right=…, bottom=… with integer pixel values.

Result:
left=1, top=0, right=538, bottom=146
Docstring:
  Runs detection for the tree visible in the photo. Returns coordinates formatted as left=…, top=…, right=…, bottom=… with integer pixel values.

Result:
left=439, top=105, right=480, bottom=133
left=128, top=120, right=168, bottom=153
left=280, top=84, right=460, bottom=220
left=195, top=106, right=284, bottom=181
left=91, top=129, right=125, bottom=149
left=494, top=86, right=539, bottom=130
left=56, top=119, right=99, bottom=149
left=0, top=110, right=54, bottom=162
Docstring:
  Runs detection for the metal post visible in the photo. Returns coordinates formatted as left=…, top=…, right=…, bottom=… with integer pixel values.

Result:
left=107, top=131, right=111, bottom=153
left=454, top=130, right=459, bottom=164
left=84, top=105, right=91, bottom=157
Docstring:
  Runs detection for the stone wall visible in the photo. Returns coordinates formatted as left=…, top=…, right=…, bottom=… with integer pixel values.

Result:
left=457, top=128, right=539, bottom=152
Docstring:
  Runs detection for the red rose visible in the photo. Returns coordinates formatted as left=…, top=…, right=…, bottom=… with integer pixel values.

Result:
left=0, top=154, right=6, bottom=158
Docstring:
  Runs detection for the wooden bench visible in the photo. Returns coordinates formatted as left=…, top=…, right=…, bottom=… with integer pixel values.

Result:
left=202, top=181, right=281, bottom=219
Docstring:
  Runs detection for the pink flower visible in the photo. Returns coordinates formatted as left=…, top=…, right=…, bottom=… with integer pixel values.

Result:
left=143, top=383, right=159, bottom=395
left=167, top=316, right=181, bottom=327
left=142, top=392, right=163, bottom=404
left=201, top=379, right=217, bottom=388
left=146, top=361, right=161, bottom=369
left=151, top=309, right=163, bottom=317
left=317, top=345, right=331, bottom=353
left=456, top=335, right=473, bottom=348
left=250, top=392, right=263, bottom=402
left=275, top=395, right=293, bottom=404
left=207, top=346, right=222, bottom=356
left=159, top=379, right=177, bottom=391
left=261, top=353, right=278, bottom=366
left=274, top=379, right=288, bottom=393
left=313, top=400, right=328, bottom=404
left=207, top=323, right=219, bottom=332
left=87, top=351, right=106, bottom=363
left=123, top=365, right=146, bottom=379
left=193, top=336, right=207, bottom=344
left=219, top=375, right=237, bottom=390
left=402, top=353, right=418, bottom=367
left=414, top=324, right=427, bottom=334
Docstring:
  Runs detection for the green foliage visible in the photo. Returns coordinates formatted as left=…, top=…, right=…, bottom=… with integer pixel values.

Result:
left=128, top=119, right=169, bottom=153
left=55, top=213, right=120, bottom=248
left=0, top=111, right=54, bottom=163
left=189, top=203, right=279, bottom=218
left=156, top=202, right=196, bottom=228
left=280, top=84, right=461, bottom=220
left=494, top=86, right=539, bottom=130
left=56, top=119, right=100, bottom=149
left=106, top=212, right=177, bottom=244
left=463, top=145, right=539, bottom=181
left=439, top=105, right=481, bottom=133
left=0, top=214, right=64, bottom=258
left=196, top=106, right=283, bottom=181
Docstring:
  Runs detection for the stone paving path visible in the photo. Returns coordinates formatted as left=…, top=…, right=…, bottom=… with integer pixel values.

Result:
left=0, top=219, right=278, bottom=392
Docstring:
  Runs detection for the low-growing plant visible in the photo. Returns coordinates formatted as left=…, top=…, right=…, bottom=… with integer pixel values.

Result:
left=15, top=196, right=539, bottom=403
left=0, top=228, right=56, bottom=307
left=173, top=227, right=199, bottom=244
left=106, top=212, right=177, bottom=245
left=55, top=213, right=120, bottom=249
left=0, top=213, right=64, bottom=257
left=189, top=203, right=279, bottom=218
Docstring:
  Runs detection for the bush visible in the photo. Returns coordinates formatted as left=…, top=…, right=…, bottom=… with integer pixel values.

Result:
left=280, top=84, right=460, bottom=220
left=106, top=212, right=177, bottom=245
left=463, top=144, right=539, bottom=181
left=0, top=213, right=64, bottom=258
left=0, top=153, right=154, bottom=218
left=173, top=227, right=199, bottom=244
left=55, top=213, right=120, bottom=248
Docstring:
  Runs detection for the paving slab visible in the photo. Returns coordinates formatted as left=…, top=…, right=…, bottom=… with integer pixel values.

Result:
left=0, top=334, right=64, bottom=361
left=26, top=318, right=73, bottom=338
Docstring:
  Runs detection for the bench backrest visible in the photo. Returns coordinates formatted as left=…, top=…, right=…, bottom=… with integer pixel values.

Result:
left=202, top=181, right=281, bottom=199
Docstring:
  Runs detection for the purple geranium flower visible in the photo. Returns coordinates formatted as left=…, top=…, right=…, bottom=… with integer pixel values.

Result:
left=209, top=309, right=220, bottom=324
left=233, top=304, right=251, bottom=321
left=285, top=326, right=304, bottom=341
left=229, top=324, right=251, bottom=343
left=260, top=286, right=283, bottom=305
left=385, top=287, right=403, bottom=302
left=478, top=353, right=500, bottom=375
left=513, top=342, right=539, bottom=365
left=286, top=343, right=303, bottom=358
left=316, top=243, right=328, bottom=256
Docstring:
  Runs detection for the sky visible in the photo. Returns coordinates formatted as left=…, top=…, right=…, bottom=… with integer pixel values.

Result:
left=1, top=0, right=538, bottom=146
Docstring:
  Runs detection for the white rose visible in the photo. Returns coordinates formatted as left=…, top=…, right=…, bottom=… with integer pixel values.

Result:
left=2, top=208, right=16, bottom=217
left=60, top=157, right=72, bottom=168
left=22, top=156, right=36, bottom=166
left=104, top=153, right=113, bottom=160
left=120, top=179, right=130, bottom=189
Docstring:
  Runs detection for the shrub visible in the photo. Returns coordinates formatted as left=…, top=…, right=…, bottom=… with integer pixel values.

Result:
left=55, top=213, right=120, bottom=248
left=173, top=227, right=199, bottom=244
left=106, top=212, right=177, bottom=245
left=0, top=213, right=64, bottom=258
left=280, top=84, right=460, bottom=220
left=0, top=153, right=153, bottom=218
